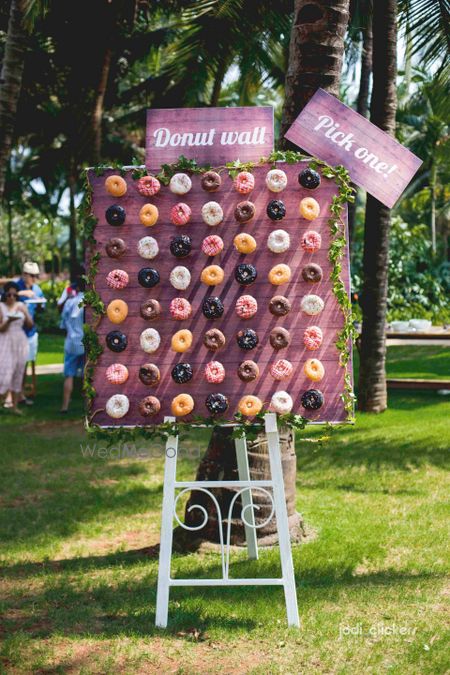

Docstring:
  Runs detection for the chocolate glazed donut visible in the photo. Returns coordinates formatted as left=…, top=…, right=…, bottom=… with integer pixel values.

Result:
left=205, top=393, right=229, bottom=414
left=269, top=295, right=291, bottom=316
left=201, top=171, right=221, bottom=192
left=106, top=330, right=127, bottom=352
left=237, top=360, right=259, bottom=382
left=302, top=263, right=323, bottom=283
left=203, top=328, right=226, bottom=350
left=105, top=205, right=126, bottom=226
left=105, top=237, right=127, bottom=258
left=301, top=388, right=324, bottom=410
left=139, top=395, right=161, bottom=417
left=270, top=327, right=291, bottom=350
left=138, top=267, right=160, bottom=288
left=140, top=299, right=161, bottom=320
left=234, top=201, right=255, bottom=223
left=139, top=363, right=160, bottom=386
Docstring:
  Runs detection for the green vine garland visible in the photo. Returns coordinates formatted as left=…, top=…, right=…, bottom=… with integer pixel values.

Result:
left=82, top=153, right=356, bottom=441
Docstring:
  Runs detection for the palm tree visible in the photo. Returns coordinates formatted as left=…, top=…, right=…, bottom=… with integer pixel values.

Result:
left=357, top=0, right=398, bottom=413
left=279, top=0, right=351, bottom=147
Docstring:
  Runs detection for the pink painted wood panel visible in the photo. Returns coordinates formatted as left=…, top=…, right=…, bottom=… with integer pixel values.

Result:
left=87, top=162, right=352, bottom=427
left=285, top=88, right=422, bottom=208
left=146, top=107, right=274, bottom=168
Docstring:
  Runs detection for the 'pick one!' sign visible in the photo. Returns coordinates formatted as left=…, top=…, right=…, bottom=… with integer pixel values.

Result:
left=146, top=107, right=274, bottom=170
left=285, top=89, right=422, bottom=208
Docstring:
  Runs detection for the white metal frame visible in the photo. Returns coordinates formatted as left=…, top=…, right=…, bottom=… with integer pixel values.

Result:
left=155, top=413, right=300, bottom=628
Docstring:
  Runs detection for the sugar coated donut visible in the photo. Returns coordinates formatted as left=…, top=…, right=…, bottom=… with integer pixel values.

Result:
left=171, top=393, right=194, bottom=416
left=266, top=169, right=287, bottom=193
left=205, top=360, right=225, bottom=384
left=235, top=295, right=257, bottom=319
left=238, top=395, right=263, bottom=417
left=203, top=328, right=226, bottom=350
left=170, top=297, right=192, bottom=320
left=267, top=199, right=286, bottom=221
left=268, top=263, right=291, bottom=286
left=234, top=201, right=255, bottom=223
left=170, top=265, right=191, bottom=290
left=304, top=358, right=325, bottom=382
left=303, top=326, right=323, bottom=350
left=205, top=393, right=228, bottom=414
left=105, top=175, right=127, bottom=197
left=301, top=389, right=324, bottom=411
left=269, top=295, right=291, bottom=316
left=270, top=327, right=291, bottom=350
left=169, top=173, right=192, bottom=195
left=105, top=237, right=127, bottom=259
left=270, top=359, right=293, bottom=381
left=137, top=175, right=160, bottom=197
left=171, top=202, right=192, bottom=226
left=267, top=229, right=290, bottom=253
left=107, top=299, right=128, bottom=324
left=139, top=203, right=159, bottom=227
left=170, top=235, right=191, bottom=258
left=106, top=269, right=129, bottom=290
left=106, top=205, right=126, bottom=226
left=201, top=201, right=223, bottom=226
left=270, top=391, right=293, bottom=414
left=140, top=328, right=161, bottom=353
left=172, top=363, right=193, bottom=384
left=138, top=267, right=160, bottom=288
left=202, top=296, right=224, bottom=319
left=201, top=171, right=221, bottom=192
left=201, top=265, right=224, bottom=286
left=299, top=197, right=320, bottom=221
left=140, top=299, right=161, bottom=321
left=298, top=167, right=321, bottom=190
left=171, top=329, right=193, bottom=352
left=106, top=330, right=127, bottom=352
left=302, top=263, right=323, bottom=283
left=302, top=230, right=322, bottom=253
left=235, top=263, right=257, bottom=285
left=234, top=171, right=255, bottom=194
left=236, top=328, right=258, bottom=350
left=106, top=394, right=129, bottom=419
left=139, top=363, right=160, bottom=386
left=137, top=236, right=159, bottom=259
left=301, top=294, right=324, bottom=316
left=139, top=395, right=161, bottom=417
left=106, top=363, right=129, bottom=385
left=202, top=234, right=224, bottom=256
left=234, top=233, right=257, bottom=254
left=237, top=360, right=259, bottom=382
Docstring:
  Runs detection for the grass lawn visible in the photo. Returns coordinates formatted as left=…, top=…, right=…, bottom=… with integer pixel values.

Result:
left=36, top=333, right=64, bottom=366
left=0, top=360, right=449, bottom=672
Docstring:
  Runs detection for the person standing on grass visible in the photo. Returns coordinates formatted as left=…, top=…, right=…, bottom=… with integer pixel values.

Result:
left=0, top=282, right=33, bottom=415
left=16, top=261, right=46, bottom=405
left=60, top=276, right=85, bottom=413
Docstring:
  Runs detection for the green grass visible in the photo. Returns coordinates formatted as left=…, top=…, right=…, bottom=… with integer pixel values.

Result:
left=385, top=346, right=450, bottom=380
left=0, top=369, right=449, bottom=673
left=36, top=333, right=64, bottom=366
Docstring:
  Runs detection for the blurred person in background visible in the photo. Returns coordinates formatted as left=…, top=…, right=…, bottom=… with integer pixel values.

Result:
left=60, top=275, right=85, bottom=413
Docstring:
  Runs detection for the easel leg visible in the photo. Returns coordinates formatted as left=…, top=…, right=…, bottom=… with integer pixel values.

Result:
left=264, top=413, right=300, bottom=628
left=155, top=417, right=178, bottom=628
left=235, top=435, right=258, bottom=560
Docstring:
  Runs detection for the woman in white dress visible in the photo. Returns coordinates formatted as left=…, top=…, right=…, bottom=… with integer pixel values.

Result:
left=0, top=282, right=33, bottom=414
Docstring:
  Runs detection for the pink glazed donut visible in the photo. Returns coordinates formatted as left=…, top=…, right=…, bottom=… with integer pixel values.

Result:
left=106, top=269, right=129, bottom=290
left=170, top=297, right=192, bottom=320
left=205, top=361, right=226, bottom=383
left=235, top=295, right=258, bottom=319
left=137, top=175, right=161, bottom=197
left=234, top=171, right=255, bottom=194
left=171, top=203, right=192, bottom=225
left=202, top=235, right=224, bottom=256
left=301, top=230, right=322, bottom=253
left=270, top=359, right=293, bottom=381
left=106, top=363, right=129, bottom=385
left=303, top=326, right=323, bottom=350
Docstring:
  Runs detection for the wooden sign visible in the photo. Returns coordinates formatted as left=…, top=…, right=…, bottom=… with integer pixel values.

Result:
left=284, top=89, right=422, bottom=208
left=146, top=107, right=274, bottom=168
left=86, top=161, right=353, bottom=427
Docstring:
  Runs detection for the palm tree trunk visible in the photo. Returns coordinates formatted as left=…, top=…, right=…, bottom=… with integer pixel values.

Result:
left=92, top=47, right=112, bottom=165
left=279, top=0, right=350, bottom=147
left=430, top=159, right=437, bottom=255
left=0, top=0, right=27, bottom=201
left=68, top=170, right=78, bottom=278
left=210, top=55, right=229, bottom=106
left=358, top=0, right=397, bottom=413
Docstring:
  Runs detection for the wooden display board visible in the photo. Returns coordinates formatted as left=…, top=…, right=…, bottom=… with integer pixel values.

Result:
left=86, top=161, right=352, bottom=427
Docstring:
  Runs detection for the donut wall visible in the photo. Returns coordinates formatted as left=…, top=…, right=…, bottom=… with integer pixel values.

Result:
left=86, top=162, right=352, bottom=426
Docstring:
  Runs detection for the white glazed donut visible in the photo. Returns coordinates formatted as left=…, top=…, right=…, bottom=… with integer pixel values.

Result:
left=137, top=236, right=159, bottom=259
left=106, top=394, right=130, bottom=419
left=265, top=169, right=288, bottom=193
left=201, top=201, right=223, bottom=226
left=267, top=229, right=290, bottom=253
left=140, top=328, right=161, bottom=353
left=169, top=172, right=192, bottom=195
left=270, top=391, right=293, bottom=414
left=170, top=265, right=191, bottom=290
left=301, top=294, right=324, bottom=316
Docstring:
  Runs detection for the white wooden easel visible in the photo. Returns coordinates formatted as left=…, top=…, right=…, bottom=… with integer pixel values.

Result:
left=155, top=413, right=300, bottom=628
